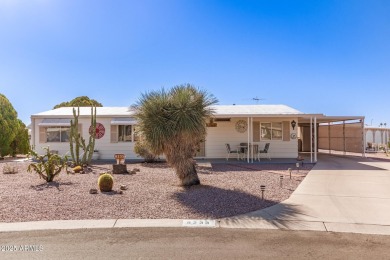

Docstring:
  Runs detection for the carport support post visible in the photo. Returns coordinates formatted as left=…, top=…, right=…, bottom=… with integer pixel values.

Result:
left=343, top=121, right=346, bottom=155
left=310, top=117, right=313, bottom=163
left=251, top=117, right=254, bottom=163
left=247, top=117, right=250, bottom=163
left=314, top=117, right=317, bottom=162
left=362, top=118, right=366, bottom=157
left=328, top=122, right=331, bottom=154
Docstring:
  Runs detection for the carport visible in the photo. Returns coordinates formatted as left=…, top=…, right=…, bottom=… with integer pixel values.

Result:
left=298, top=115, right=365, bottom=163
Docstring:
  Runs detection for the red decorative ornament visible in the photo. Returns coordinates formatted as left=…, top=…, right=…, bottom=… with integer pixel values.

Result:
left=89, top=123, right=105, bottom=139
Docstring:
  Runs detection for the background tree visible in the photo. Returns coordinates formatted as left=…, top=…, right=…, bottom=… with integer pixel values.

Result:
left=133, top=84, right=217, bottom=186
left=53, top=96, right=103, bottom=109
left=0, top=94, right=19, bottom=157
left=10, top=120, right=30, bottom=156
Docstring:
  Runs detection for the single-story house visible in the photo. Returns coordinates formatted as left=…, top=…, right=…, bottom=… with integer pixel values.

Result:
left=364, top=126, right=390, bottom=151
left=30, top=105, right=365, bottom=163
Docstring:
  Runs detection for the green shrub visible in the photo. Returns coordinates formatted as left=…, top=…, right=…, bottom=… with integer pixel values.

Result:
left=98, top=173, right=114, bottom=192
left=27, top=147, right=69, bottom=182
left=134, top=140, right=157, bottom=163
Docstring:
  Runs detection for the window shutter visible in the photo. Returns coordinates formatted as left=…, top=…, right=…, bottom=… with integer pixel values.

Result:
left=253, top=121, right=260, bottom=142
left=283, top=121, right=290, bottom=141
left=39, top=127, right=46, bottom=143
left=111, top=125, right=118, bottom=143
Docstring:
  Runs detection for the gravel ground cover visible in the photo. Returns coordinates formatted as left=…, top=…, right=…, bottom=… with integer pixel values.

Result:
left=0, top=158, right=312, bottom=222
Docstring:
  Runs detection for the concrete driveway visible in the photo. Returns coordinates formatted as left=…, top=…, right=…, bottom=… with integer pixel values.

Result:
left=221, top=154, right=390, bottom=235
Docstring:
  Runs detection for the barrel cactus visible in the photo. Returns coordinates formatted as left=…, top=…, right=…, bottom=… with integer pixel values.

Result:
left=73, top=165, right=82, bottom=173
left=98, top=173, right=114, bottom=192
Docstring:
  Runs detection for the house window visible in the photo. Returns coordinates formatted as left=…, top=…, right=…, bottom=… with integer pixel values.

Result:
left=272, top=122, right=283, bottom=140
left=260, top=122, right=283, bottom=140
left=46, top=127, right=70, bottom=142
left=117, top=125, right=138, bottom=142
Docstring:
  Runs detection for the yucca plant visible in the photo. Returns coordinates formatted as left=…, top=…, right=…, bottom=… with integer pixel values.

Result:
left=133, top=84, right=217, bottom=186
left=27, top=147, right=69, bottom=182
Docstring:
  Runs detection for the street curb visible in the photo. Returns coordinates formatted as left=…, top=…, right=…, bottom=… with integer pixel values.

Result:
left=1, top=218, right=390, bottom=236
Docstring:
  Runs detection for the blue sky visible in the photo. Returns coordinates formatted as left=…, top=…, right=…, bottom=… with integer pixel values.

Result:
left=0, top=0, right=389, bottom=126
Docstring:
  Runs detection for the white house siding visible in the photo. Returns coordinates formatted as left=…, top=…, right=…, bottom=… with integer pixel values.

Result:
left=204, top=117, right=298, bottom=159
left=31, top=105, right=306, bottom=161
left=33, top=117, right=137, bottom=160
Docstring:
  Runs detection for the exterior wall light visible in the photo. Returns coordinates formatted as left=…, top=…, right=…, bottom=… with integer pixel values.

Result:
left=291, top=120, right=296, bottom=130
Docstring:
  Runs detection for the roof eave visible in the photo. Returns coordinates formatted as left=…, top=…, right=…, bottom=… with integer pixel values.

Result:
left=213, top=113, right=307, bottom=118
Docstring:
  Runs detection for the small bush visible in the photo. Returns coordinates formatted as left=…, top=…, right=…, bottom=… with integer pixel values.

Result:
left=3, top=164, right=18, bottom=174
left=27, top=147, right=69, bottom=182
left=134, top=140, right=157, bottom=163
left=98, top=173, right=114, bottom=192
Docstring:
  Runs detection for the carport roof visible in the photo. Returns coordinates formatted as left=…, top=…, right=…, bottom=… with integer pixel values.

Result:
left=298, top=115, right=364, bottom=124
left=211, top=104, right=306, bottom=117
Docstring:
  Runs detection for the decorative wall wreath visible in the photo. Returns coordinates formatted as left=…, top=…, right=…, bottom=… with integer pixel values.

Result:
left=235, top=120, right=248, bottom=133
left=89, top=123, right=105, bottom=139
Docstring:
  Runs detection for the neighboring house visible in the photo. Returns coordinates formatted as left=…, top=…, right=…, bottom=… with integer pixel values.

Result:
left=30, top=105, right=364, bottom=162
left=364, top=126, right=390, bottom=151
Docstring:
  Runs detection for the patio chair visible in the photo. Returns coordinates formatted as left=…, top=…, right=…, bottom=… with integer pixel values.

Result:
left=252, top=144, right=259, bottom=161
left=225, top=143, right=241, bottom=161
left=258, top=143, right=271, bottom=161
left=239, top=142, right=248, bottom=160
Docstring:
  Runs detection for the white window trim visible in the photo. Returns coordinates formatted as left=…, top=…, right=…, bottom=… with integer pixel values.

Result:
left=116, top=125, right=138, bottom=143
left=260, top=122, right=283, bottom=141
left=45, top=126, right=70, bottom=143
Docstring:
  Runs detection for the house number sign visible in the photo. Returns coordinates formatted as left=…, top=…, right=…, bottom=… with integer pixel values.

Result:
left=89, top=123, right=105, bottom=139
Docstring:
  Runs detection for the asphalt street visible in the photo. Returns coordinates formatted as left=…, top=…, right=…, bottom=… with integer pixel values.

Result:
left=1, top=227, right=389, bottom=260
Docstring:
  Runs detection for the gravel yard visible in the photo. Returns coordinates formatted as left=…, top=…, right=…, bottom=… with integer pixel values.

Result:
left=0, top=158, right=312, bottom=222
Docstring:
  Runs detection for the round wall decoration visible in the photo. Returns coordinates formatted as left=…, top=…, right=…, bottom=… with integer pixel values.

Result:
left=89, top=123, right=105, bottom=139
left=290, top=133, right=297, bottom=139
left=235, top=120, right=248, bottom=133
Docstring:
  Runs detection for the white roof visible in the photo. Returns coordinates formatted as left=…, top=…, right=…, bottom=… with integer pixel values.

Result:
left=32, top=107, right=133, bottom=117
left=32, top=105, right=305, bottom=118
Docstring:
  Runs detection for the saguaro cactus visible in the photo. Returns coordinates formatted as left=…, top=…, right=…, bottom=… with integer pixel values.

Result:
left=69, top=107, right=97, bottom=166
left=69, top=107, right=80, bottom=166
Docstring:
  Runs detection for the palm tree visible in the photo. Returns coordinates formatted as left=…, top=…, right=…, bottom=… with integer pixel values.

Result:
left=133, top=84, right=217, bottom=186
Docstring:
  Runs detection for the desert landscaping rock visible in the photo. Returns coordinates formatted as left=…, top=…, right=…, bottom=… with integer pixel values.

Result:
left=120, top=185, right=128, bottom=190
left=0, top=161, right=312, bottom=222
left=89, top=188, right=98, bottom=194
